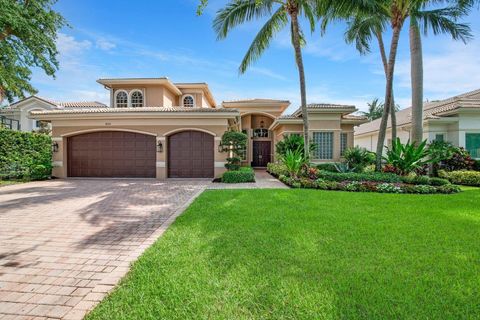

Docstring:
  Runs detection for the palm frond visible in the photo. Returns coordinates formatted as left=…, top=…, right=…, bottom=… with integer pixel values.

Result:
left=345, top=15, right=386, bottom=55
left=239, top=7, right=288, bottom=74
left=415, top=6, right=473, bottom=43
left=213, top=0, right=275, bottom=40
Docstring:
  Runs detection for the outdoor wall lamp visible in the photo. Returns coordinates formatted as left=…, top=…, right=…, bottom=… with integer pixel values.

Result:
left=52, top=141, right=59, bottom=153
left=157, top=141, right=163, bottom=153
left=260, top=120, right=265, bottom=128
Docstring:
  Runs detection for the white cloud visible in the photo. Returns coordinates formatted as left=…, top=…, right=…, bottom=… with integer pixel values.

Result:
left=96, top=38, right=116, bottom=51
left=56, top=33, right=92, bottom=56
left=395, top=39, right=480, bottom=100
left=248, top=66, right=288, bottom=81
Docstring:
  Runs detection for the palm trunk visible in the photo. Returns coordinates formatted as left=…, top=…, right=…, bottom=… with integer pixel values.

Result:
left=290, top=12, right=309, bottom=159
left=375, top=25, right=402, bottom=171
left=410, top=18, right=423, bottom=144
left=376, top=30, right=397, bottom=141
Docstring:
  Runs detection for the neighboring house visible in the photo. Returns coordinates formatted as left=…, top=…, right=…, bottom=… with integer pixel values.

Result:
left=0, top=96, right=107, bottom=132
left=355, top=89, right=480, bottom=159
left=28, top=77, right=367, bottom=179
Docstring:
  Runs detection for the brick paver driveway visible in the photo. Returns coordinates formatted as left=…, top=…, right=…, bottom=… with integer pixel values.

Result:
left=0, top=179, right=209, bottom=319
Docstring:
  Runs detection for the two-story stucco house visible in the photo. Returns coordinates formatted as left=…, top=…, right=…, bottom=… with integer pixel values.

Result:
left=23, top=77, right=366, bottom=179
left=355, top=89, right=480, bottom=158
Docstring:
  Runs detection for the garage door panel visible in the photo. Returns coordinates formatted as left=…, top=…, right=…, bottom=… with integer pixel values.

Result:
left=68, top=131, right=156, bottom=178
left=168, top=131, right=214, bottom=178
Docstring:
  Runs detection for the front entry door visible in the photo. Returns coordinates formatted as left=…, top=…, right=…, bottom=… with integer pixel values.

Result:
left=252, top=141, right=271, bottom=167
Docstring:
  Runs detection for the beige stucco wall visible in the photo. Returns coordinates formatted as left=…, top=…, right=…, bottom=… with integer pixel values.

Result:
left=272, top=120, right=356, bottom=163
left=50, top=118, right=230, bottom=179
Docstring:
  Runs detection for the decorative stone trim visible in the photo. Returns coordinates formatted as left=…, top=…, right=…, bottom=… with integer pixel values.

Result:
left=52, top=137, right=63, bottom=142
left=156, top=161, right=166, bottom=168
left=214, top=162, right=225, bottom=168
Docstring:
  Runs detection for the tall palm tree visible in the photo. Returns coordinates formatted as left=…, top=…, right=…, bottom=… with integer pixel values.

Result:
left=344, top=10, right=399, bottom=140
left=213, top=0, right=318, bottom=158
left=408, top=1, right=472, bottom=143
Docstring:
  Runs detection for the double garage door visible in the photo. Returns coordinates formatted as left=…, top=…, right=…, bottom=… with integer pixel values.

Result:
left=67, top=131, right=213, bottom=178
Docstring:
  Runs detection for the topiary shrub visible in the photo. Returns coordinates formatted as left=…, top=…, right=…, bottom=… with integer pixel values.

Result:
left=221, top=167, right=255, bottom=183
left=220, top=131, right=247, bottom=171
left=0, top=129, right=52, bottom=180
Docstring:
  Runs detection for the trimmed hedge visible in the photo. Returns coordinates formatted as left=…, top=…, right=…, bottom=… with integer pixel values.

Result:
left=439, top=170, right=480, bottom=186
left=267, top=163, right=289, bottom=177
left=315, top=163, right=339, bottom=172
left=0, top=129, right=52, bottom=180
left=317, top=170, right=402, bottom=183
left=278, top=175, right=461, bottom=194
left=222, top=167, right=255, bottom=183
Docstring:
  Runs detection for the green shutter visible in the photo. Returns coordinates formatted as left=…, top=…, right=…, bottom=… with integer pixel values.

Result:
left=466, top=133, right=480, bottom=158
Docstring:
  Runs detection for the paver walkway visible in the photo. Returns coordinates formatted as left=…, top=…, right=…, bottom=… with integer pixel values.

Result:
left=208, top=169, right=288, bottom=189
left=0, top=179, right=208, bottom=319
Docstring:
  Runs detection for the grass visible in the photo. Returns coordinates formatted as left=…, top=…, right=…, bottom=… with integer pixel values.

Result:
left=0, top=180, right=22, bottom=187
left=87, top=189, right=480, bottom=319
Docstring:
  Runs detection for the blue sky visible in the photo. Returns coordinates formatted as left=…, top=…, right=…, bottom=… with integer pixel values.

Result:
left=30, top=0, right=480, bottom=114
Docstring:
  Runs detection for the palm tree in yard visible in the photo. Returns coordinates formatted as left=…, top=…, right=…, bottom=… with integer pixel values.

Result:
left=344, top=9, right=399, bottom=140
left=213, top=0, right=319, bottom=159
left=361, top=98, right=385, bottom=121
left=408, top=1, right=472, bottom=143
left=332, top=0, right=472, bottom=170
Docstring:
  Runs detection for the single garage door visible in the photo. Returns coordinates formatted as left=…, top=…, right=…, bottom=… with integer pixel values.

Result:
left=68, top=131, right=156, bottom=178
left=168, top=131, right=214, bottom=178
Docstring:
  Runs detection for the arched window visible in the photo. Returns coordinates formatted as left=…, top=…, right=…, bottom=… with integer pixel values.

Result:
left=115, top=91, right=128, bottom=108
left=183, top=95, right=195, bottom=107
left=130, top=90, right=143, bottom=108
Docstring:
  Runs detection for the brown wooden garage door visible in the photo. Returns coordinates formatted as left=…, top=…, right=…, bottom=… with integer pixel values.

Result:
left=68, top=131, right=156, bottom=178
left=168, top=131, right=214, bottom=178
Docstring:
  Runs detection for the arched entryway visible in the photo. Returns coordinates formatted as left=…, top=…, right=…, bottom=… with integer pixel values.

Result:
left=168, top=130, right=214, bottom=178
left=67, top=131, right=156, bottom=178
left=240, top=113, right=275, bottom=167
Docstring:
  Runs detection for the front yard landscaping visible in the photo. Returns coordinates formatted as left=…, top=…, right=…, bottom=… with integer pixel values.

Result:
left=87, top=188, right=480, bottom=319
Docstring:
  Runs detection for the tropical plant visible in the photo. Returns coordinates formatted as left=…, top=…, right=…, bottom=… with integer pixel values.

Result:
left=334, top=162, right=356, bottom=173
left=343, top=146, right=376, bottom=172
left=220, top=130, right=248, bottom=171
left=427, top=140, right=457, bottom=174
left=213, top=0, right=320, bottom=159
left=275, top=134, right=315, bottom=159
left=438, top=147, right=475, bottom=171
left=360, top=98, right=384, bottom=121
left=0, top=0, right=67, bottom=102
left=383, top=138, right=433, bottom=175
left=280, top=148, right=305, bottom=178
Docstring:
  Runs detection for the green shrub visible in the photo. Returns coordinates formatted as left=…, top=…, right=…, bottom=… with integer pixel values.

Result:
left=0, top=129, right=52, bottom=180
left=438, top=170, right=480, bottom=186
left=317, top=170, right=402, bottom=183
left=437, top=184, right=462, bottom=194
left=280, top=149, right=305, bottom=178
left=474, top=160, right=480, bottom=171
left=276, top=134, right=315, bottom=159
left=267, top=163, right=289, bottom=177
left=383, top=138, right=432, bottom=175
left=411, top=185, right=437, bottom=194
left=343, top=146, right=376, bottom=172
left=221, top=167, right=255, bottom=183
left=428, top=177, right=450, bottom=186
left=316, top=163, right=339, bottom=172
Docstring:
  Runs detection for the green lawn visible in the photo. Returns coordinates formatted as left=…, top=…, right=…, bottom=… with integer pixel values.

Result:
left=0, top=180, right=22, bottom=187
left=87, top=189, right=480, bottom=319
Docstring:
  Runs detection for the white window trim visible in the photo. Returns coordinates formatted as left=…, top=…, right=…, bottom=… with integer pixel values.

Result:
left=129, top=89, right=144, bottom=108
left=114, top=90, right=129, bottom=108
left=182, top=94, right=196, bottom=107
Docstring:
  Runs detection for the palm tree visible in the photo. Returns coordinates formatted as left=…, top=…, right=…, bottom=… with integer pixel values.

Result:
left=344, top=10, right=399, bottom=140
left=361, top=98, right=384, bottom=121
left=213, top=0, right=318, bottom=158
left=408, top=1, right=472, bottom=143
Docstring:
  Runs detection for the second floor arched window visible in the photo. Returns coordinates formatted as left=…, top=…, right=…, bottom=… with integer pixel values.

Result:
left=115, top=90, right=128, bottom=108
left=130, top=90, right=143, bottom=108
left=183, top=95, right=195, bottom=107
